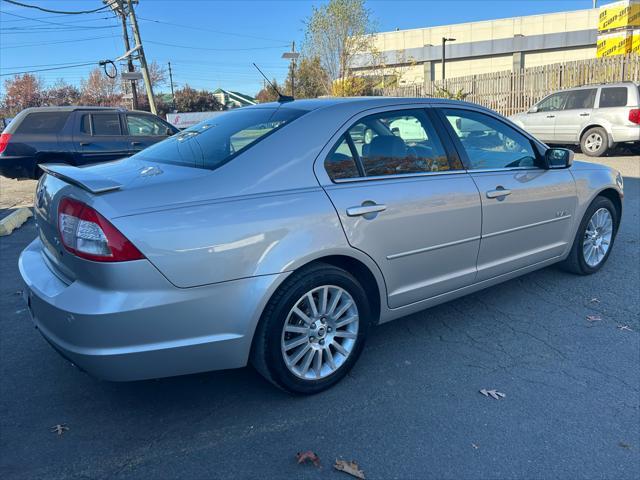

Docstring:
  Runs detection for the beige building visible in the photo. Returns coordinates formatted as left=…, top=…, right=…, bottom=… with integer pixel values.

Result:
left=352, top=8, right=600, bottom=85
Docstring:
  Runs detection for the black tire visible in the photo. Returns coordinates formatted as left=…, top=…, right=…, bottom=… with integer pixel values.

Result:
left=559, top=196, right=619, bottom=275
left=580, top=127, right=609, bottom=157
left=251, top=263, right=371, bottom=394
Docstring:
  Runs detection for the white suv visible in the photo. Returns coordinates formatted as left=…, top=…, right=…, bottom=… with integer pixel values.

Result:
left=510, top=82, right=640, bottom=157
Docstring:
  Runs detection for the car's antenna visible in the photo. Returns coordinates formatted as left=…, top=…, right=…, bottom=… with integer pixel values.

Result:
left=253, top=63, right=294, bottom=102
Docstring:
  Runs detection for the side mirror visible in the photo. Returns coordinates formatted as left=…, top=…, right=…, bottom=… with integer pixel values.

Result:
left=166, top=127, right=175, bottom=136
left=545, top=148, right=573, bottom=169
left=528, top=105, right=539, bottom=114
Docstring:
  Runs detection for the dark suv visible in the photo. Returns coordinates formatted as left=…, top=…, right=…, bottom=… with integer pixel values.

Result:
left=0, top=106, right=179, bottom=179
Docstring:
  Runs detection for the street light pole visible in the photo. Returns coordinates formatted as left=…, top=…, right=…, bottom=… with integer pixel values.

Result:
left=282, top=42, right=300, bottom=98
left=168, top=61, right=176, bottom=111
left=441, top=37, right=456, bottom=83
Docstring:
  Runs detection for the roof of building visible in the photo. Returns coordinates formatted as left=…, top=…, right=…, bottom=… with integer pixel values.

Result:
left=213, top=88, right=257, bottom=106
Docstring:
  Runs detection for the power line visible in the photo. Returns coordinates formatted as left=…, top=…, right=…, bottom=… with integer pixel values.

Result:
left=136, top=15, right=288, bottom=43
left=0, top=60, right=100, bottom=69
left=1, top=0, right=112, bottom=15
left=2, top=34, right=117, bottom=48
left=0, top=10, right=114, bottom=28
left=145, top=40, right=290, bottom=52
left=0, top=61, right=101, bottom=77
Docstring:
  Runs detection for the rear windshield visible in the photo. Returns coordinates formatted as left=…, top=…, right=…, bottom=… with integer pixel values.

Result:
left=16, top=112, right=70, bottom=134
left=133, top=106, right=306, bottom=170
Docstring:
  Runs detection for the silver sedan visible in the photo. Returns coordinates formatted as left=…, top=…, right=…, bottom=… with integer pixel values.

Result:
left=19, top=97, right=624, bottom=394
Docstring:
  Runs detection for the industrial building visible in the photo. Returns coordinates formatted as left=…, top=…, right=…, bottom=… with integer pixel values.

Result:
left=352, top=7, right=604, bottom=86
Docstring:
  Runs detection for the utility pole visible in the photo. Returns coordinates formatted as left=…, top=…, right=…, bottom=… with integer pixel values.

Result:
left=127, top=0, right=157, bottom=114
left=441, top=37, right=456, bottom=83
left=105, top=0, right=138, bottom=109
left=168, top=61, right=176, bottom=111
left=282, top=41, right=300, bottom=97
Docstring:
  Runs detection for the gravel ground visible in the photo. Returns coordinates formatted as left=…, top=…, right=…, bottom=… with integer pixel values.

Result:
left=0, top=154, right=638, bottom=479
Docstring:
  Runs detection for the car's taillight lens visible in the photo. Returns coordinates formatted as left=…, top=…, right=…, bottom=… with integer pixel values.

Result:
left=57, top=197, right=144, bottom=262
left=0, top=133, right=11, bottom=154
left=629, top=109, right=640, bottom=124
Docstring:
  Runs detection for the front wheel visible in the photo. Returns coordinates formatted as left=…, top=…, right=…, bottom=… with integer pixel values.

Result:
left=560, top=196, right=618, bottom=275
left=251, top=263, right=371, bottom=394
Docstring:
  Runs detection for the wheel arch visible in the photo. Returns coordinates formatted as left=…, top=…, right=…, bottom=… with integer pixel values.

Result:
left=579, top=124, right=613, bottom=148
left=596, top=187, right=623, bottom=226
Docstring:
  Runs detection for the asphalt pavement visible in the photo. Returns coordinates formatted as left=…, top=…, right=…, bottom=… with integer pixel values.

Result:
left=0, top=155, right=638, bottom=479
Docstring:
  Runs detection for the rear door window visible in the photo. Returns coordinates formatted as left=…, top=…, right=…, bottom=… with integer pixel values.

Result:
left=599, top=87, right=628, bottom=108
left=92, top=114, right=122, bottom=136
left=15, top=112, right=70, bottom=134
left=564, top=89, right=597, bottom=109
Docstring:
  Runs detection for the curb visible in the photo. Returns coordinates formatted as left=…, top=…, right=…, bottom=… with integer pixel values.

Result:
left=0, top=207, right=33, bottom=236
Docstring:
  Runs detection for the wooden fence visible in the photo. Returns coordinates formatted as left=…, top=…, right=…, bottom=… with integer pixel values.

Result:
left=375, top=55, right=640, bottom=117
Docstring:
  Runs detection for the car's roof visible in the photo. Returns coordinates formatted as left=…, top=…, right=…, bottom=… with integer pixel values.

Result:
left=251, top=96, right=487, bottom=113
left=20, top=106, right=127, bottom=114
left=560, top=81, right=639, bottom=91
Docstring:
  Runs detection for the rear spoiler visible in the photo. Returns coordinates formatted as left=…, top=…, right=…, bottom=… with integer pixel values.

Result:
left=39, top=164, right=122, bottom=194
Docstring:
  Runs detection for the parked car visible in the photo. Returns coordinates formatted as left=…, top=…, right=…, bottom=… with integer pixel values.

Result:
left=20, top=98, right=623, bottom=394
left=510, top=81, right=640, bottom=157
left=0, top=106, right=179, bottom=179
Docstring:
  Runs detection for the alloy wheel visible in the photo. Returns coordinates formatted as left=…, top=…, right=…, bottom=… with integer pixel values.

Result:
left=280, top=285, right=359, bottom=380
left=585, top=132, right=603, bottom=153
left=582, top=207, right=613, bottom=267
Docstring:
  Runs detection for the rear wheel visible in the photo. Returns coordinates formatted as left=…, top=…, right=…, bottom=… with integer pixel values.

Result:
left=580, top=127, right=609, bottom=157
left=251, top=263, right=371, bottom=394
left=560, top=196, right=618, bottom=275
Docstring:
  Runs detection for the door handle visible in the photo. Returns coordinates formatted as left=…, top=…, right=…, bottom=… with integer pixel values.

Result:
left=579, top=113, right=590, bottom=117
left=131, top=141, right=142, bottom=146
left=346, top=203, right=387, bottom=217
left=546, top=115, right=556, bottom=118
left=486, top=187, right=512, bottom=199
left=79, top=142, right=91, bottom=146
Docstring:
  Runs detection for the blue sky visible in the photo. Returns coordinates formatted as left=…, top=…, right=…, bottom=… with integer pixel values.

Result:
left=0, top=0, right=611, bottom=96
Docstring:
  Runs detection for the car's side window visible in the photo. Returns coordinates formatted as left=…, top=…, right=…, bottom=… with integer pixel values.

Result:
left=127, top=114, right=169, bottom=136
left=324, top=109, right=452, bottom=181
left=564, top=89, right=597, bottom=110
left=442, top=108, right=538, bottom=170
left=537, top=92, right=567, bottom=112
left=80, top=114, right=91, bottom=135
left=599, top=87, right=628, bottom=108
left=92, top=114, right=122, bottom=136
left=324, top=136, right=361, bottom=180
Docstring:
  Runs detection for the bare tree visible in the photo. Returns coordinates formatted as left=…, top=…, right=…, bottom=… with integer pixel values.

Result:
left=284, top=56, right=329, bottom=99
left=302, top=0, right=375, bottom=95
left=1, top=74, right=44, bottom=115
left=147, top=61, right=167, bottom=90
left=80, top=68, right=122, bottom=106
left=43, top=79, right=81, bottom=106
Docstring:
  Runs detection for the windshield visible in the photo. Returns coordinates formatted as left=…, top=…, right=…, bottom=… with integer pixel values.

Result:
left=133, top=106, right=306, bottom=170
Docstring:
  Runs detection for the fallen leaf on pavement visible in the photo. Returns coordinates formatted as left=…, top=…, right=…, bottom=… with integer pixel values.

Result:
left=480, top=388, right=506, bottom=400
left=618, top=441, right=632, bottom=449
left=471, top=443, right=479, bottom=449
left=586, top=315, right=602, bottom=322
left=617, top=324, right=633, bottom=332
left=296, top=451, right=320, bottom=468
left=50, top=424, right=69, bottom=436
left=589, top=297, right=600, bottom=304
left=334, top=459, right=365, bottom=479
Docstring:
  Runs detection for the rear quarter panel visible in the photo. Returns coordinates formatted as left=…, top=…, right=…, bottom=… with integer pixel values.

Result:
left=111, top=187, right=359, bottom=288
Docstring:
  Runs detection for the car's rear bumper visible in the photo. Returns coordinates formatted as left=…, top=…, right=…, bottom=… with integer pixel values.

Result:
left=0, top=155, right=35, bottom=179
left=18, top=238, right=287, bottom=381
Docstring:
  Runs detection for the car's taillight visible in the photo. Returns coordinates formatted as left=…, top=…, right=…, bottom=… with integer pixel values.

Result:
left=57, top=197, right=144, bottom=262
left=629, top=109, right=640, bottom=124
left=0, top=133, right=11, bottom=154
